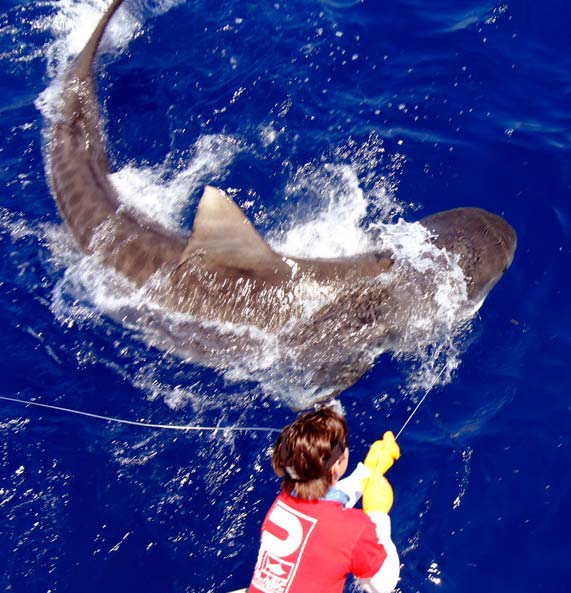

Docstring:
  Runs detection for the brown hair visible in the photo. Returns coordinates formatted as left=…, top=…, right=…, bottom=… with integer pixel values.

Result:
left=271, top=408, right=348, bottom=500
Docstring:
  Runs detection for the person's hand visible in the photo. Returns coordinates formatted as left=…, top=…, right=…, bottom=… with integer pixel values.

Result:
left=362, top=474, right=394, bottom=514
left=363, top=431, right=400, bottom=475
left=362, top=431, right=400, bottom=514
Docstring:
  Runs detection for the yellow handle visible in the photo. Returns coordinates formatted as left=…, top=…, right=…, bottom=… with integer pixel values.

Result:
left=362, top=431, right=400, bottom=514
left=363, top=474, right=394, bottom=514
left=364, top=431, right=400, bottom=475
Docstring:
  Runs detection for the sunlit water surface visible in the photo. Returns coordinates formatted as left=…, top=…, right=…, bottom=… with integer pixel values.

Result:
left=1, top=0, right=570, bottom=591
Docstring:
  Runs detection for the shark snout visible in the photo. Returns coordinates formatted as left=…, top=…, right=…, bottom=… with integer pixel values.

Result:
left=420, top=207, right=517, bottom=303
left=480, top=209, right=517, bottom=271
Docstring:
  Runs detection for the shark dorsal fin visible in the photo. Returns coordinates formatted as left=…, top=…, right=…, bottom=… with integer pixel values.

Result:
left=191, top=186, right=273, bottom=253
left=181, top=186, right=290, bottom=278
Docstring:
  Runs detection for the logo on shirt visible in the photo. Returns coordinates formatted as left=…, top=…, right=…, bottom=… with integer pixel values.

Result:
left=251, top=500, right=317, bottom=593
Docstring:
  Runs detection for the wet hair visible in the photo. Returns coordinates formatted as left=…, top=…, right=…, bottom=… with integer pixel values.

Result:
left=271, top=408, right=348, bottom=500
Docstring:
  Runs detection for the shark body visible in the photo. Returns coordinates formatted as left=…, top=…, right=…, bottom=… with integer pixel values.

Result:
left=47, top=0, right=517, bottom=398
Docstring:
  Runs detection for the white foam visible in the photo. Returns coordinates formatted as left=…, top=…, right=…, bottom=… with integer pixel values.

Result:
left=111, top=135, right=243, bottom=231
left=35, top=0, right=183, bottom=120
left=370, top=218, right=470, bottom=391
left=0, top=208, right=38, bottom=242
left=271, top=163, right=372, bottom=257
left=269, top=134, right=404, bottom=260
left=44, top=0, right=141, bottom=79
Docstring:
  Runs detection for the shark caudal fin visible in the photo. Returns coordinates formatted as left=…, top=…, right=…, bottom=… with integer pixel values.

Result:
left=50, top=0, right=187, bottom=281
left=70, top=0, right=128, bottom=81
left=50, top=0, right=130, bottom=252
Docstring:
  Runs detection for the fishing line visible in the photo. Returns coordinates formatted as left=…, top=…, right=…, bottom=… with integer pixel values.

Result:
left=0, top=395, right=280, bottom=434
left=1, top=363, right=448, bottom=438
left=394, top=388, right=432, bottom=441
left=394, top=365, right=448, bottom=441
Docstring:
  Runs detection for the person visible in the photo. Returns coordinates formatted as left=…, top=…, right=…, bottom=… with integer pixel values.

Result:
left=248, top=408, right=400, bottom=593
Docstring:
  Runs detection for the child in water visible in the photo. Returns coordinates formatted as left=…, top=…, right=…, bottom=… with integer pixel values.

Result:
left=248, top=408, right=400, bottom=593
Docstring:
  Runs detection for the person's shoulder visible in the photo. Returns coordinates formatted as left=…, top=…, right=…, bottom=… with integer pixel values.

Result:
left=342, top=506, right=372, bottom=520
left=275, top=490, right=319, bottom=511
left=340, top=506, right=379, bottom=532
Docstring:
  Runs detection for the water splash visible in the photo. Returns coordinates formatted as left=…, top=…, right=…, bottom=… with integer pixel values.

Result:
left=270, top=134, right=405, bottom=258
left=111, top=135, right=243, bottom=231
left=34, top=0, right=183, bottom=121
left=34, top=0, right=472, bottom=410
left=370, top=218, right=469, bottom=393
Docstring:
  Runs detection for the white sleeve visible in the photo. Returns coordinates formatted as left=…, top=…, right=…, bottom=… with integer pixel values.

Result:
left=358, top=511, right=400, bottom=593
left=334, top=462, right=371, bottom=508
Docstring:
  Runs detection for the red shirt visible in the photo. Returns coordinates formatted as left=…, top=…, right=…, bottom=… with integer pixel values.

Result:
left=249, top=491, right=386, bottom=593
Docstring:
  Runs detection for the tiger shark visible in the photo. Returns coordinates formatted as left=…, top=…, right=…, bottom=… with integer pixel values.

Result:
left=47, top=0, right=517, bottom=398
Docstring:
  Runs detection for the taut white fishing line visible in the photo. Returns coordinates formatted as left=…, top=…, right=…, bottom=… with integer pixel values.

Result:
left=394, top=388, right=433, bottom=441
left=394, top=365, right=448, bottom=440
left=0, top=395, right=280, bottom=434
left=1, top=367, right=447, bottom=440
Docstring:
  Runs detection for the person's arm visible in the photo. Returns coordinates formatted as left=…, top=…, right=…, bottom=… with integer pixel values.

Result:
left=334, top=462, right=371, bottom=508
left=357, top=511, right=399, bottom=593
left=359, top=432, right=401, bottom=593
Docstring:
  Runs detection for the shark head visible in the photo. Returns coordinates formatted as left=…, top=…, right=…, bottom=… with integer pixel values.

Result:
left=420, top=207, right=517, bottom=308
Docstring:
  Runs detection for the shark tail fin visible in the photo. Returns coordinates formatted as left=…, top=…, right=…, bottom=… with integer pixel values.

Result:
left=72, top=0, right=128, bottom=81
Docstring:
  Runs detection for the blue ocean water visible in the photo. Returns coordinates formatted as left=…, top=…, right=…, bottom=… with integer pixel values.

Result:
left=1, top=0, right=570, bottom=591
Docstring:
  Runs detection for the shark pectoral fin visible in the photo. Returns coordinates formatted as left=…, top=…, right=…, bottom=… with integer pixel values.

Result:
left=180, top=186, right=291, bottom=279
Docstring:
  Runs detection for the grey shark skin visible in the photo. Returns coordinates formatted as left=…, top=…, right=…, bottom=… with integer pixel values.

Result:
left=48, top=0, right=517, bottom=397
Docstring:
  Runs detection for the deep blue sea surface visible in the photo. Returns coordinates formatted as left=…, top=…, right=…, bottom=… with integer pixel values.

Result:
left=1, top=0, right=570, bottom=591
